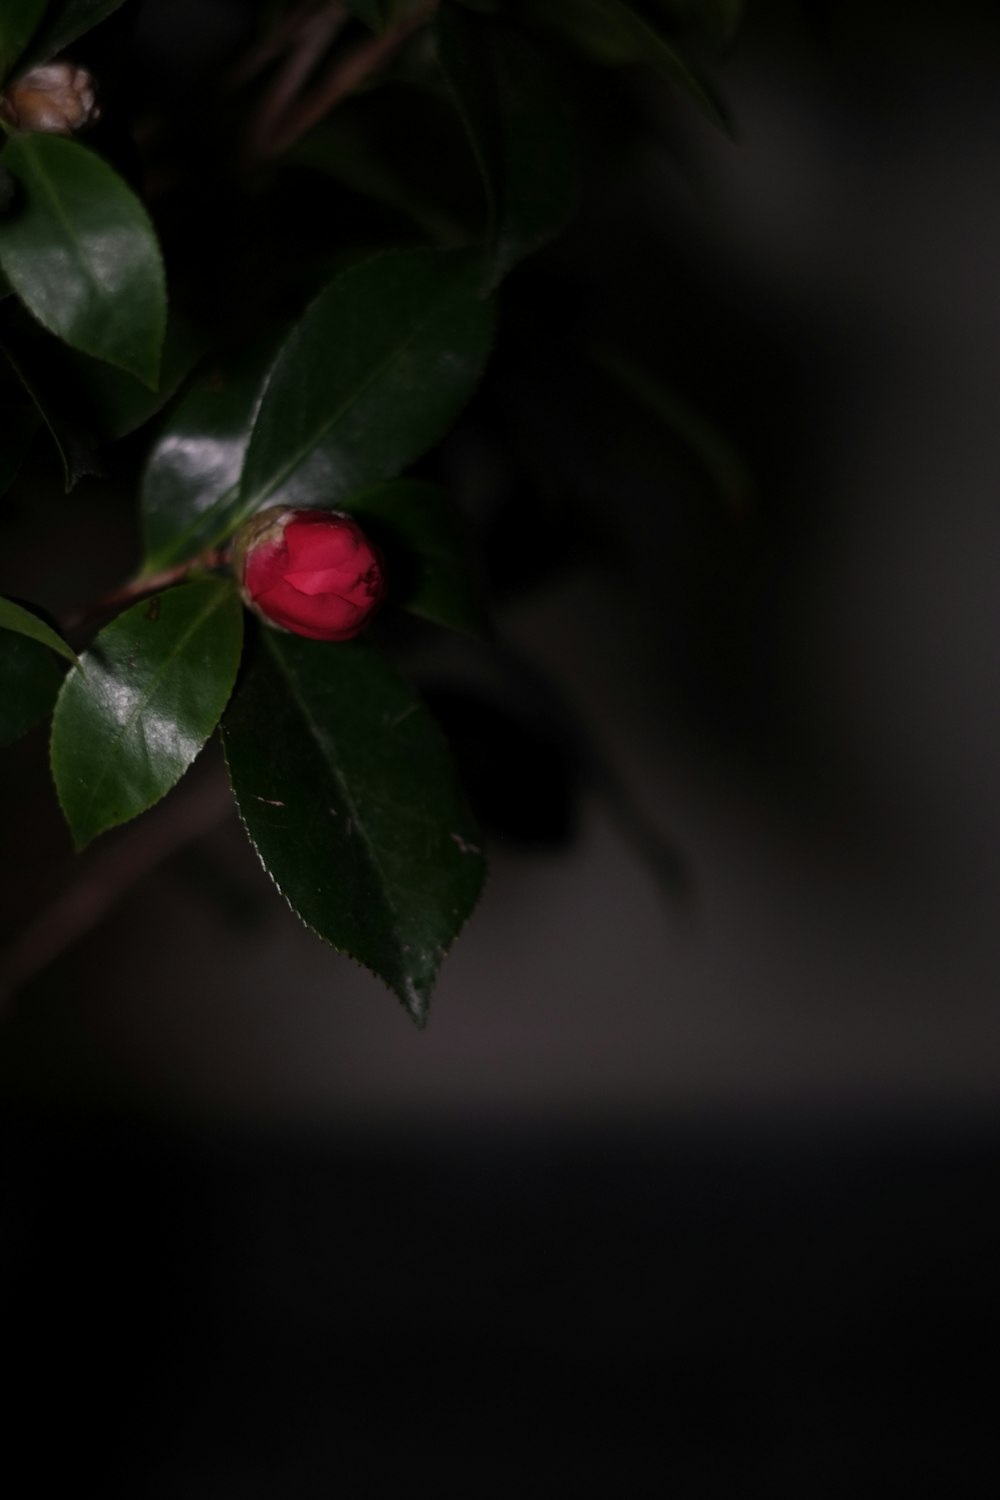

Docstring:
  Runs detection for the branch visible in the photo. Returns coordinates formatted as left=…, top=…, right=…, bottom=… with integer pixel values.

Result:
left=61, top=548, right=231, bottom=635
left=0, top=764, right=234, bottom=1012
left=261, top=2, right=438, bottom=160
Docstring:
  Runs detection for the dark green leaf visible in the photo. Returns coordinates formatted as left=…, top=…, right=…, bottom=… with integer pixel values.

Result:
left=222, top=632, right=485, bottom=1023
left=0, top=134, right=166, bottom=387
left=0, top=401, right=41, bottom=494
left=229, top=248, right=494, bottom=547
left=343, top=1, right=387, bottom=31
left=0, top=0, right=47, bottom=84
left=593, top=346, right=753, bottom=514
left=287, top=104, right=474, bottom=245
left=1, top=333, right=103, bottom=488
left=0, top=631, right=62, bottom=746
left=50, top=577, right=243, bottom=849
left=594, top=0, right=731, bottom=131
left=528, top=0, right=730, bottom=130
left=0, top=594, right=80, bottom=665
left=706, top=0, right=745, bottom=44
left=346, top=478, right=489, bottom=636
left=65, top=313, right=203, bottom=442
left=19, top=1, right=131, bottom=71
left=140, top=335, right=283, bottom=574
left=436, top=6, right=578, bottom=285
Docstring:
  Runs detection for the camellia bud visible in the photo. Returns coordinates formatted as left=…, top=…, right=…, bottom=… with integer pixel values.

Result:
left=0, top=63, right=100, bottom=135
left=234, top=507, right=386, bottom=642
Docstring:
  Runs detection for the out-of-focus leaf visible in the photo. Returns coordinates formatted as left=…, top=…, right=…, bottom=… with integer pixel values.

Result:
left=0, top=402, right=41, bottom=495
left=346, top=477, right=489, bottom=635
left=596, top=0, right=731, bottom=129
left=1, top=335, right=103, bottom=489
left=0, top=631, right=62, bottom=746
left=227, top=248, right=494, bottom=547
left=140, top=336, right=282, bottom=574
left=50, top=577, right=243, bottom=849
left=0, top=595, right=80, bottom=665
left=594, top=346, right=753, bottom=514
left=436, top=5, right=578, bottom=286
left=65, top=314, right=203, bottom=442
left=706, top=0, right=745, bottom=44
left=0, top=134, right=166, bottom=387
left=343, top=0, right=387, bottom=30
left=287, top=102, right=473, bottom=245
left=19, top=1, right=132, bottom=71
left=222, top=631, right=486, bottom=1024
left=0, top=0, right=47, bottom=84
left=527, top=0, right=730, bottom=130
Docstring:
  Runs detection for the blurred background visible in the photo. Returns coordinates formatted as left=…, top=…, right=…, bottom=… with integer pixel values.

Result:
left=3, top=0, right=1000, bottom=1491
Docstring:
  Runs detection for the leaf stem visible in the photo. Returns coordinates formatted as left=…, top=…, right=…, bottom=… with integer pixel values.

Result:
left=62, top=546, right=232, bottom=633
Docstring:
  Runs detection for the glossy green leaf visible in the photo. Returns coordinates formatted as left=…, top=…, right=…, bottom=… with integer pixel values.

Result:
left=50, top=577, right=243, bottom=849
left=222, top=632, right=486, bottom=1023
left=346, top=478, right=489, bottom=636
left=0, top=0, right=47, bottom=84
left=436, top=5, right=578, bottom=285
left=230, top=248, right=494, bottom=545
left=0, top=631, right=62, bottom=746
left=140, top=336, right=283, bottom=573
left=19, top=1, right=131, bottom=71
left=0, top=595, right=79, bottom=665
left=0, top=134, right=166, bottom=387
left=595, top=0, right=731, bottom=131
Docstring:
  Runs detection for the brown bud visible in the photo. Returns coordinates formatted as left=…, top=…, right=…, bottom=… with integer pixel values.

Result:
left=0, top=63, right=100, bottom=135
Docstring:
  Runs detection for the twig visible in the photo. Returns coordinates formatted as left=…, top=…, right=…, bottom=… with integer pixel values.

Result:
left=247, top=1, right=349, bottom=159
left=62, top=547, right=230, bottom=634
left=0, top=765, right=234, bottom=1012
left=226, top=0, right=338, bottom=91
left=262, top=2, right=438, bottom=159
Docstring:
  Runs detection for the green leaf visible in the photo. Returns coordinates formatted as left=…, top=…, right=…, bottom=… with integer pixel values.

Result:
left=346, top=478, right=489, bottom=636
left=229, top=248, right=494, bottom=549
left=593, top=346, right=753, bottom=514
left=287, top=103, right=474, bottom=246
left=594, top=0, right=732, bottom=131
left=19, top=1, right=132, bottom=71
left=0, top=134, right=166, bottom=387
left=0, top=0, right=48, bottom=84
left=343, top=0, right=387, bottom=30
left=706, top=0, right=745, bottom=44
left=140, top=335, right=283, bottom=574
left=0, top=401, right=41, bottom=495
left=50, top=577, right=243, bottom=849
left=65, top=312, right=203, bottom=442
left=1, top=333, right=103, bottom=489
left=222, top=632, right=485, bottom=1023
left=0, top=631, right=62, bottom=746
left=436, top=6, right=578, bottom=286
left=0, top=595, right=80, bottom=666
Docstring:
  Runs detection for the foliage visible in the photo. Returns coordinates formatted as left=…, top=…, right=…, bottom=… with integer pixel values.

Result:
left=0, top=0, right=740, bottom=1021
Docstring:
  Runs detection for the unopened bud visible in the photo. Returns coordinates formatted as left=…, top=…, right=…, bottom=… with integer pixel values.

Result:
left=0, top=63, right=100, bottom=135
left=234, top=507, right=387, bottom=642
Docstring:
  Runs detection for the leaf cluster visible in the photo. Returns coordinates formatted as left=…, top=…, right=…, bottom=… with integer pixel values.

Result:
left=0, top=0, right=738, bottom=1018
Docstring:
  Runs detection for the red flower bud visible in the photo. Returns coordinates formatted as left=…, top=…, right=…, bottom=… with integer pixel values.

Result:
left=234, top=507, right=386, bottom=642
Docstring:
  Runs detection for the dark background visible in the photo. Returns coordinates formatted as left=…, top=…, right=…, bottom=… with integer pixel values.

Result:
left=3, top=1, right=1000, bottom=1490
